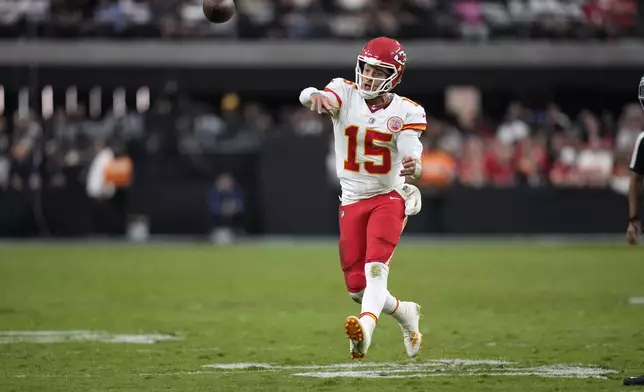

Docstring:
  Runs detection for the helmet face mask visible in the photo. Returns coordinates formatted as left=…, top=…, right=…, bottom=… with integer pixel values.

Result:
left=354, top=37, right=407, bottom=100
left=355, top=59, right=397, bottom=99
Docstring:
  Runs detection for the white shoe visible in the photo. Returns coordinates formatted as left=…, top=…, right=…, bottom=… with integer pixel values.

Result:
left=344, top=316, right=372, bottom=360
left=396, top=302, right=422, bottom=358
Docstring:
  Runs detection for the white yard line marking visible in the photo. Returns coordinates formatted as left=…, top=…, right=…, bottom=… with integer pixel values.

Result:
left=628, top=297, right=644, bottom=305
left=0, top=330, right=181, bottom=344
left=202, top=363, right=274, bottom=370
left=200, top=360, right=619, bottom=380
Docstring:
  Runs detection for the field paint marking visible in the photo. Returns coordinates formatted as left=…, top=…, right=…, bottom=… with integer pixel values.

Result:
left=202, top=359, right=515, bottom=371
left=204, top=363, right=275, bottom=370
left=7, top=373, right=96, bottom=379
left=628, top=297, right=644, bottom=304
left=0, top=330, right=182, bottom=344
left=202, top=360, right=618, bottom=380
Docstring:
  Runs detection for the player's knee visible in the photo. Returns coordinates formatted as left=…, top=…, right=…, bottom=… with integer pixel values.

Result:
left=348, top=290, right=363, bottom=304
left=366, top=240, right=398, bottom=265
left=339, top=245, right=362, bottom=272
left=345, top=272, right=366, bottom=293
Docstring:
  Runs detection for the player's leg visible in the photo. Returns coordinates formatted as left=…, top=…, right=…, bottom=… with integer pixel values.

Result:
left=362, top=193, right=422, bottom=358
left=338, top=202, right=369, bottom=297
left=353, top=196, right=406, bottom=350
left=338, top=201, right=370, bottom=359
left=344, top=195, right=405, bottom=358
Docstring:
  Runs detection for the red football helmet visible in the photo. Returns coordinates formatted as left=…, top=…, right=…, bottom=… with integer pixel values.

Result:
left=355, top=37, right=407, bottom=99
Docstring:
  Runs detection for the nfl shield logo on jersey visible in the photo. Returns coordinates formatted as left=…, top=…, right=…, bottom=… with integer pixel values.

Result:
left=387, top=116, right=404, bottom=133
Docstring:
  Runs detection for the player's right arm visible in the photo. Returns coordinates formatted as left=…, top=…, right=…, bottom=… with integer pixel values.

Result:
left=299, top=78, right=347, bottom=116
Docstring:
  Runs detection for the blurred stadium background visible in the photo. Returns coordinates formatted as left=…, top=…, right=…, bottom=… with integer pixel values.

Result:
left=0, top=0, right=642, bottom=241
left=2, top=2, right=644, bottom=391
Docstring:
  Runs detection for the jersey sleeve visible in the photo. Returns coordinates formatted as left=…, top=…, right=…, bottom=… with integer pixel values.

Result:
left=630, top=132, right=644, bottom=175
left=323, top=78, right=354, bottom=112
left=401, top=101, right=427, bottom=133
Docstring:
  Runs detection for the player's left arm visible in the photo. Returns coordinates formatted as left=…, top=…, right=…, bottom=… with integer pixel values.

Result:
left=397, top=105, right=427, bottom=180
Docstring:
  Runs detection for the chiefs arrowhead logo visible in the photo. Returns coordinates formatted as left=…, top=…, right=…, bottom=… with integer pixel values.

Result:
left=394, top=50, right=407, bottom=66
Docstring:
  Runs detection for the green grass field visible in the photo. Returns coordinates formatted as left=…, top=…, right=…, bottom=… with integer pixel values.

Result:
left=0, top=241, right=643, bottom=391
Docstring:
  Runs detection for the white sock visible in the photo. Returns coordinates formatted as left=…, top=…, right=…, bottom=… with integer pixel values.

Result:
left=349, top=290, right=400, bottom=316
left=359, top=262, right=389, bottom=334
left=382, top=291, right=398, bottom=314
left=382, top=290, right=411, bottom=325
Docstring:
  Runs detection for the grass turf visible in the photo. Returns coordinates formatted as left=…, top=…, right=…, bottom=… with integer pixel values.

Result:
left=0, top=242, right=642, bottom=391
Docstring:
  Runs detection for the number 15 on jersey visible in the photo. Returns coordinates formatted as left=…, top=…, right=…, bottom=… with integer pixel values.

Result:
left=344, top=125, right=393, bottom=175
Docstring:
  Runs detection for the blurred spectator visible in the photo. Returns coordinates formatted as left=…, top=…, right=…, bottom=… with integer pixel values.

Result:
left=120, top=0, right=152, bottom=26
left=207, top=172, right=245, bottom=244
left=611, top=155, right=631, bottom=194
left=529, top=0, right=585, bottom=39
left=10, top=111, right=42, bottom=190
left=615, top=104, right=643, bottom=154
left=94, top=0, right=127, bottom=36
left=602, top=0, right=638, bottom=38
left=497, top=101, right=530, bottom=146
left=577, top=137, right=614, bottom=187
left=454, top=0, right=489, bottom=41
left=242, top=102, right=272, bottom=136
left=538, top=102, right=572, bottom=135
left=0, top=116, right=9, bottom=189
left=484, top=139, right=516, bottom=187
left=549, top=145, right=584, bottom=187
left=570, top=109, right=603, bottom=144
left=290, top=106, right=327, bottom=137
left=42, top=108, right=69, bottom=187
left=419, top=145, right=457, bottom=189
left=514, top=137, right=548, bottom=186
left=433, top=120, right=463, bottom=158
left=458, top=136, right=488, bottom=187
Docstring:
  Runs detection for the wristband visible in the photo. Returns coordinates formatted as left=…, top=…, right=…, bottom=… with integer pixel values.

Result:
left=412, top=161, right=422, bottom=179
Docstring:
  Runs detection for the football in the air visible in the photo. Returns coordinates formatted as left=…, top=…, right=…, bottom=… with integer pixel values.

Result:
left=203, top=0, right=235, bottom=23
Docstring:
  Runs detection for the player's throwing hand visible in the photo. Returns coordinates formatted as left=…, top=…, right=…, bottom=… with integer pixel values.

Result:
left=310, top=93, right=338, bottom=115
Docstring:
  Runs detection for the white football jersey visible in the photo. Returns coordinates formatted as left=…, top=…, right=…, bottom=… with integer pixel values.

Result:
left=324, top=78, right=427, bottom=205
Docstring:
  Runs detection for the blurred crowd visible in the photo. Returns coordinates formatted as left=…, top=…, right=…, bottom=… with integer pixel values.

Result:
left=0, top=0, right=640, bottom=40
left=0, top=88, right=641, bottom=195
left=413, top=101, right=641, bottom=194
left=0, top=90, right=270, bottom=191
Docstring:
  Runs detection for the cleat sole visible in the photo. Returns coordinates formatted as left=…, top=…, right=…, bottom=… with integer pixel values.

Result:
left=345, top=316, right=365, bottom=360
left=350, top=351, right=364, bottom=360
left=345, top=316, right=364, bottom=342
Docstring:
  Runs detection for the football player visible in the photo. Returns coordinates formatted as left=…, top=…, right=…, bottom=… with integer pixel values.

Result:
left=299, top=37, right=425, bottom=360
